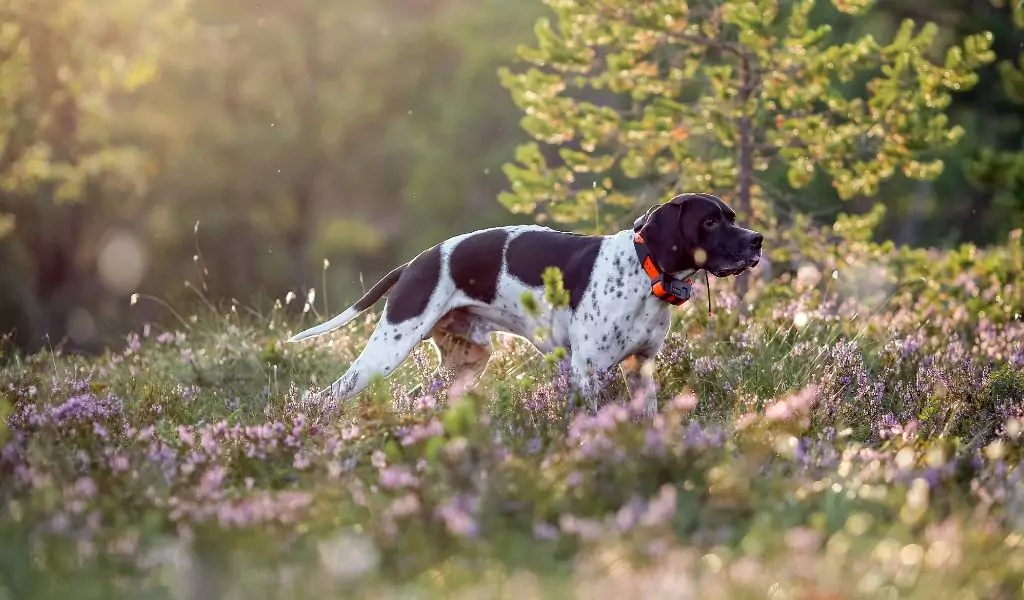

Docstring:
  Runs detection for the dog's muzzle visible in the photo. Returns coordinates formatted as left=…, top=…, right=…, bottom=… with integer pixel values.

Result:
left=710, top=232, right=762, bottom=277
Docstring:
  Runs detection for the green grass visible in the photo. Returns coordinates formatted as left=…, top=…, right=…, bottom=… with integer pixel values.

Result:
left=2, top=258, right=1024, bottom=599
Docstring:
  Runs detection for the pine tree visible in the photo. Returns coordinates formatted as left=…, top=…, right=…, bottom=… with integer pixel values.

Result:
left=967, top=1, right=1024, bottom=232
left=498, top=0, right=995, bottom=237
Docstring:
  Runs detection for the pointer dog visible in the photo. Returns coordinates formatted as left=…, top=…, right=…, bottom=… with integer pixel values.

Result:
left=288, top=193, right=762, bottom=415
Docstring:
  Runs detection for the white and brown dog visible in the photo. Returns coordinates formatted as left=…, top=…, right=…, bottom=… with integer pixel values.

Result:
left=288, top=193, right=762, bottom=415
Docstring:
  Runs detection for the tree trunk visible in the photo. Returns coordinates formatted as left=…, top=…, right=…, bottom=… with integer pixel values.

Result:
left=734, top=55, right=758, bottom=308
left=896, top=181, right=932, bottom=247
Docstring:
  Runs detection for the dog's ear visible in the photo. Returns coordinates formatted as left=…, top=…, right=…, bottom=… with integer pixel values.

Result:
left=633, top=205, right=658, bottom=231
left=638, top=197, right=700, bottom=274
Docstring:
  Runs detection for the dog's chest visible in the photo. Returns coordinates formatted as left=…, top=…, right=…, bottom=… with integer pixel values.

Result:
left=573, top=243, right=673, bottom=359
left=585, top=298, right=670, bottom=355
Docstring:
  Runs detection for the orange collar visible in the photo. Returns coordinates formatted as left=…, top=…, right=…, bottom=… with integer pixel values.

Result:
left=633, top=232, right=698, bottom=306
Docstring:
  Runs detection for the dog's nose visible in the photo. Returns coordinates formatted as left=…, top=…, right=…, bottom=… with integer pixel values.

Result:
left=750, top=233, right=763, bottom=250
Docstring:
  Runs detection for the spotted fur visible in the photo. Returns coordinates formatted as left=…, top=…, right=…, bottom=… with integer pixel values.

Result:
left=287, top=193, right=763, bottom=416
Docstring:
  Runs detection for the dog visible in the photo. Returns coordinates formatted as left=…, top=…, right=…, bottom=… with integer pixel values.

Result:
left=287, top=193, right=762, bottom=415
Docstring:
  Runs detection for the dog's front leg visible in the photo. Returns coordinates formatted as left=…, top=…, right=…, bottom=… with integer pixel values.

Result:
left=621, top=354, right=658, bottom=417
left=568, top=355, right=603, bottom=415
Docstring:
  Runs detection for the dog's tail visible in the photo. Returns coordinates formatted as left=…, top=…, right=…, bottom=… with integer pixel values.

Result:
left=286, top=264, right=407, bottom=343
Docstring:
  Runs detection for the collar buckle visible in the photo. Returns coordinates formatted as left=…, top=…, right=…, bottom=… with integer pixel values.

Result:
left=633, top=231, right=694, bottom=306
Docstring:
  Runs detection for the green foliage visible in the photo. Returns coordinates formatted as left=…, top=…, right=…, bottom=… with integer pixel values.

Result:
left=519, top=267, right=571, bottom=366
left=965, top=1, right=1024, bottom=230
left=0, top=0, right=543, bottom=353
left=541, top=266, right=570, bottom=309
left=0, top=0, right=188, bottom=230
left=499, top=0, right=995, bottom=237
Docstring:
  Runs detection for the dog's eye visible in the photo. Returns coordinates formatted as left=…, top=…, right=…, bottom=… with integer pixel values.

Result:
left=703, top=219, right=717, bottom=228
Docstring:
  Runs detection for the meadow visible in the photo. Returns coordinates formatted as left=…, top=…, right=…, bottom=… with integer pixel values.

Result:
left=1, top=223, right=1023, bottom=599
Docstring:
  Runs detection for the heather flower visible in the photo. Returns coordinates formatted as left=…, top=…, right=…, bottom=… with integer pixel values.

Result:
left=643, top=427, right=664, bottom=456
left=532, top=521, right=560, bottom=541
left=426, top=377, right=447, bottom=396
left=640, top=485, right=677, bottom=527
left=108, top=453, right=130, bottom=473
left=399, top=419, right=444, bottom=446
left=558, top=514, right=604, bottom=542
left=734, top=412, right=758, bottom=430
left=177, top=426, right=193, bottom=447
left=875, top=413, right=901, bottom=440
left=692, top=356, right=721, bottom=376
left=670, top=391, right=698, bottom=413
left=388, top=493, right=421, bottom=518
left=198, top=466, right=225, bottom=496
left=436, top=494, right=479, bottom=538
left=614, top=497, right=647, bottom=532
left=379, top=466, right=418, bottom=490
left=174, top=384, right=199, bottom=404
left=680, top=422, right=728, bottom=451
left=815, top=341, right=881, bottom=431
left=73, top=477, right=98, bottom=500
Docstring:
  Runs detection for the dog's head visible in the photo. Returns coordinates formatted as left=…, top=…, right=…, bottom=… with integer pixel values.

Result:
left=636, top=193, right=762, bottom=278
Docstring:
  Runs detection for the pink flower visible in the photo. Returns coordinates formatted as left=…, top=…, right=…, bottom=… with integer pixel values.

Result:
left=389, top=493, right=421, bottom=518
left=614, top=498, right=646, bottom=532
left=436, top=495, right=479, bottom=538
left=74, top=477, right=98, bottom=499
left=558, top=514, right=604, bottom=542
left=765, top=400, right=792, bottom=422
left=371, top=450, right=387, bottom=470
left=735, top=412, right=758, bottom=429
left=379, top=466, right=418, bottom=490
left=109, top=454, right=130, bottom=473
left=400, top=419, right=445, bottom=446
left=199, top=467, right=225, bottom=496
left=641, top=485, right=677, bottom=527
left=671, top=392, right=699, bottom=412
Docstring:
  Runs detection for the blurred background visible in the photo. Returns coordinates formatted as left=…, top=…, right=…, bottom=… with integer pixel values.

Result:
left=0, top=0, right=1022, bottom=354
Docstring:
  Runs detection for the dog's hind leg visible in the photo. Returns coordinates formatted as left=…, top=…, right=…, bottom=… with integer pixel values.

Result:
left=430, top=331, right=492, bottom=390
left=318, top=311, right=444, bottom=403
left=313, top=244, right=454, bottom=404
left=406, top=308, right=492, bottom=397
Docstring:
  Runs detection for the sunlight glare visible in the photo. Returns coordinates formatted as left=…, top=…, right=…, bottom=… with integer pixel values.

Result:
left=97, top=229, right=148, bottom=295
